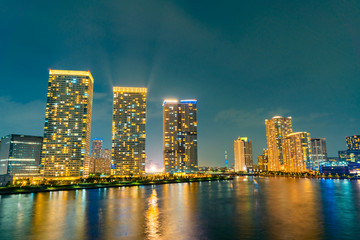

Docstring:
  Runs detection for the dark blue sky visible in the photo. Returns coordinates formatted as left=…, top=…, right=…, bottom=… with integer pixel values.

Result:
left=1, top=0, right=360, bottom=168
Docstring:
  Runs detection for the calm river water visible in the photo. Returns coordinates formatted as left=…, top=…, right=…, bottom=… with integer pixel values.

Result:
left=1, top=177, right=360, bottom=240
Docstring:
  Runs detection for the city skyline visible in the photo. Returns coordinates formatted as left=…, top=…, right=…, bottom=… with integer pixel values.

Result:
left=1, top=1, right=360, bottom=168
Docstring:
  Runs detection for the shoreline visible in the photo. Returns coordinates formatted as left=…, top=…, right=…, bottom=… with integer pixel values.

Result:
left=241, top=173, right=360, bottom=180
left=0, top=176, right=232, bottom=196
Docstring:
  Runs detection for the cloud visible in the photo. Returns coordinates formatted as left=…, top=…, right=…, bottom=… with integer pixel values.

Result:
left=294, top=112, right=330, bottom=123
left=0, top=97, right=46, bottom=136
left=214, top=107, right=291, bottom=128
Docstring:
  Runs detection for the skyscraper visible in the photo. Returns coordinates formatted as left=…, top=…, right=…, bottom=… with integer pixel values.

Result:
left=91, top=138, right=103, bottom=157
left=283, top=132, right=311, bottom=172
left=0, top=134, right=43, bottom=178
left=41, top=69, right=93, bottom=177
left=234, top=137, right=253, bottom=172
left=112, top=87, right=147, bottom=175
left=310, top=138, right=327, bottom=171
left=265, top=116, right=293, bottom=171
left=163, top=99, right=198, bottom=173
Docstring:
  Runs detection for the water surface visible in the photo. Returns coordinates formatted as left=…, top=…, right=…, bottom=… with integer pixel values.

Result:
left=1, top=177, right=360, bottom=240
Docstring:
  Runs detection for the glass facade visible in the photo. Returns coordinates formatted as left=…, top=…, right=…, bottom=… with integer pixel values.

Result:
left=310, top=138, right=327, bottom=171
left=112, top=87, right=147, bottom=176
left=41, top=69, right=93, bottom=177
left=163, top=99, right=198, bottom=173
left=0, top=134, right=42, bottom=177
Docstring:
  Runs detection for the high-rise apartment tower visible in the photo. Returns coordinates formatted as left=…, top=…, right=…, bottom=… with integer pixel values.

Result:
left=283, top=132, right=311, bottom=172
left=112, top=87, right=147, bottom=175
left=41, top=69, right=93, bottom=177
left=265, top=116, right=293, bottom=171
left=163, top=99, right=198, bottom=173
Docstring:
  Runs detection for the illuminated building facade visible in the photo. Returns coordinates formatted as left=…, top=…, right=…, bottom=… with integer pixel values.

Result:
left=338, top=135, right=360, bottom=163
left=112, top=87, right=147, bottom=175
left=346, top=135, right=360, bottom=150
left=234, top=137, right=253, bottom=172
left=310, top=138, right=327, bottom=171
left=0, top=134, right=42, bottom=177
left=338, top=150, right=360, bottom=163
left=283, top=132, right=311, bottom=172
left=265, top=116, right=293, bottom=171
left=258, top=149, right=268, bottom=171
left=163, top=99, right=198, bottom=173
left=91, top=138, right=103, bottom=158
left=89, top=149, right=111, bottom=175
left=89, top=138, right=109, bottom=174
left=41, top=69, right=93, bottom=177
left=97, top=149, right=111, bottom=175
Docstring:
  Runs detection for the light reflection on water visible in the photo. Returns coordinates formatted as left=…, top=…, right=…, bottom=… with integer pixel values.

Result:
left=145, top=189, right=160, bottom=239
left=1, top=177, right=360, bottom=240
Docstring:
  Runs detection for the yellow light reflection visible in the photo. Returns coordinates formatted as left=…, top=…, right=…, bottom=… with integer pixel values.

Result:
left=145, top=189, right=160, bottom=239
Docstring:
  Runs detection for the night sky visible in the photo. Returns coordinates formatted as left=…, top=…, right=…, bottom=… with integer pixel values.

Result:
left=1, top=0, right=360, bottom=168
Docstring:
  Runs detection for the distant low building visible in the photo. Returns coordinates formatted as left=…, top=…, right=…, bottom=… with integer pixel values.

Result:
left=257, top=149, right=268, bottom=171
left=327, top=157, right=339, bottom=162
left=89, top=147, right=111, bottom=175
left=320, top=165, right=349, bottom=175
left=338, top=150, right=360, bottom=163
left=0, top=174, right=13, bottom=186
left=0, top=134, right=42, bottom=178
left=95, top=149, right=111, bottom=175
left=338, top=135, right=360, bottom=163
left=348, top=162, right=360, bottom=175
left=346, top=135, right=360, bottom=150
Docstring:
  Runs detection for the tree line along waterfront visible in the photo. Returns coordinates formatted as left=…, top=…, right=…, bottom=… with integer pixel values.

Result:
left=0, top=174, right=232, bottom=195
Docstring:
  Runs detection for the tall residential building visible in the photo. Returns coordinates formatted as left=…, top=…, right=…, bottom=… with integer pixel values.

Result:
left=283, top=132, right=311, bottom=172
left=112, top=87, right=147, bottom=175
left=265, top=116, right=293, bottom=171
left=41, top=69, right=93, bottom=177
left=163, top=99, right=198, bottom=173
left=234, top=137, right=253, bottom=172
left=310, top=138, right=327, bottom=171
left=91, top=138, right=103, bottom=157
left=0, top=134, right=42, bottom=178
